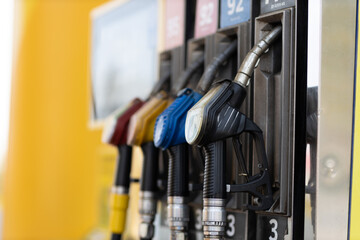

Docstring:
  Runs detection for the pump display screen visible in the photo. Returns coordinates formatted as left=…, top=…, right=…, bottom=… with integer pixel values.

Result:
left=90, top=0, right=158, bottom=121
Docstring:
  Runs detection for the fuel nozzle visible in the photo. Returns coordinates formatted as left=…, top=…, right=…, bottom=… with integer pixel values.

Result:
left=154, top=90, right=201, bottom=240
left=166, top=144, right=190, bottom=240
left=102, top=98, right=145, bottom=240
left=126, top=92, right=169, bottom=240
left=153, top=89, right=201, bottom=239
left=138, top=142, right=159, bottom=240
left=122, top=70, right=173, bottom=240
left=185, top=26, right=282, bottom=240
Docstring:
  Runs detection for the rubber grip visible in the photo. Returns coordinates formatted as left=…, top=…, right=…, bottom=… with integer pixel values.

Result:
left=140, top=142, right=159, bottom=191
left=203, top=140, right=227, bottom=199
left=114, top=145, right=132, bottom=188
left=167, top=144, right=189, bottom=197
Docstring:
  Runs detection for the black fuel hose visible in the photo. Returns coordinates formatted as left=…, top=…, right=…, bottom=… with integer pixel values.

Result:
left=197, top=40, right=237, bottom=94
left=173, top=54, right=205, bottom=94
left=114, top=145, right=132, bottom=188
left=149, top=71, right=171, bottom=97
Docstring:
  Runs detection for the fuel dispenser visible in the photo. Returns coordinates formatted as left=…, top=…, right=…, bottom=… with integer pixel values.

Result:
left=103, top=0, right=307, bottom=239
left=160, top=0, right=306, bottom=239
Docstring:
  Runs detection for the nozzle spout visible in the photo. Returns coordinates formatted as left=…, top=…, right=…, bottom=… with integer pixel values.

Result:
left=234, top=25, right=282, bottom=87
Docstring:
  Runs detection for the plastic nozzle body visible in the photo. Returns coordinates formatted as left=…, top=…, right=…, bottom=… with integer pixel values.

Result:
left=127, top=91, right=170, bottom=146
left=154, top=88, right=202, bottom=149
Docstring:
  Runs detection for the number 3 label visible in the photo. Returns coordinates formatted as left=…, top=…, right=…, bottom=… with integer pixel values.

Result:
left=226, top=214, right=235, bottom=237
left=269, top=219, right=278, bottom=240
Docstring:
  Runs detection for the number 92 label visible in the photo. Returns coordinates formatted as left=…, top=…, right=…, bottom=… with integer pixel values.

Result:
left=220, top=0, right=251, bottom=29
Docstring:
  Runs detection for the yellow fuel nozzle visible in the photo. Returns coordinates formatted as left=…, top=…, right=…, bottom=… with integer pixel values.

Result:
left=127, top=91, right=171, bottom=146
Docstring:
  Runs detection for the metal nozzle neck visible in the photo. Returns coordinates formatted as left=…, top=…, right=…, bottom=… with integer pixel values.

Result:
left=234, top=25, right=282, bottom=87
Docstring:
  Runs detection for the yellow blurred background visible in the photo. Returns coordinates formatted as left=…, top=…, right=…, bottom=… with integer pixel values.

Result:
left=0, top=0, right=165, bottom=239
left=3, top=0, right=120, bottom=239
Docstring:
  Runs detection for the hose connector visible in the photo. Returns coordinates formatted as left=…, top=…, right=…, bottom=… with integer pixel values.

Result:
left=234, top=25, right=282, bottom=87
left=203, top=198, right=226, bottom=240
left=139, top=191, right=157, bottom=239
left=167, top=196, right=189, bottom=240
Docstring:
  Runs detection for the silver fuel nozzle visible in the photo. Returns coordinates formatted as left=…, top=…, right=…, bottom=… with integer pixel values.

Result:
left=167, top=196, right=190, bottom=240
left=139, top=191, right=157, bottom=239
left=234, top=25, right=282, bottom=87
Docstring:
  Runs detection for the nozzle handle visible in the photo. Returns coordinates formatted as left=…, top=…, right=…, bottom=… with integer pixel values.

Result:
left=140, top=142, right=159, bottom=192
left=203, top=140, right=227, bottom=199
left=166, top=144, right=189, bottom=197
left=114, top=145, right=133, bottom=188
left=227, top=117, right=273, bottom=210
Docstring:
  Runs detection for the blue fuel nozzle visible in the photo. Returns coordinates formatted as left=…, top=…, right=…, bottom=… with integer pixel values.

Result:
left=154, top=88, right=202, bottom=149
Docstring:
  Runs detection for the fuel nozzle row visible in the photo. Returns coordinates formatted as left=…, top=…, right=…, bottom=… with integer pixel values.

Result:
left=104, top=25, right=281, bottom=240
left=154, top=41, right=237, bottom=240
left=102, top=69, right=172, bottom=240
left=125, top=54, right=206, bottom=240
